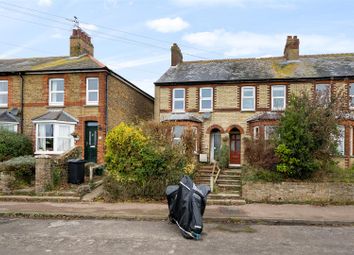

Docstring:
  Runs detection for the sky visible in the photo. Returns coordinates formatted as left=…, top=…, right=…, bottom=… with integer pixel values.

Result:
left=1, top=0, right=354, bottom=96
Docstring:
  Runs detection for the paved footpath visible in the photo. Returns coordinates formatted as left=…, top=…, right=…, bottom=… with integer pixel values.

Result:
left=1, top=201, right=354, bottom=225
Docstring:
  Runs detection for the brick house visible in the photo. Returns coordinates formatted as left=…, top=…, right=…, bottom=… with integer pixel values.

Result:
left=155, top=36, right=354, bottom=168
left=0, top=28, right=154, bottom=163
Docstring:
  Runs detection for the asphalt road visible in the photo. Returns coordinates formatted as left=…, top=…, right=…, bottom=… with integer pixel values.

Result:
left=0, top=218, right=353, bottom=255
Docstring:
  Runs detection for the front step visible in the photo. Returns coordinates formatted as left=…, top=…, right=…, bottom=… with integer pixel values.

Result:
left=207, top=198, right=246, bottom=205
left=209, top=193, right=241, bottom=199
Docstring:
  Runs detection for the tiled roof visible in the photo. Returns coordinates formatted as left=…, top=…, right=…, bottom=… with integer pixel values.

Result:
left=32, top=110, right=78, bottom=123
left=161, top=113, right=202, bottom=123
left=156, top=53, right=354, bottom=84
left=0, top=54, right=105, bottom=72
left=247, top=112, right=282, bottom=123
left=0, top=110, right=19, bottom=123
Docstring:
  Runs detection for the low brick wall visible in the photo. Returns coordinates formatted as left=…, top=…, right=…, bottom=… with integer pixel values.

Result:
left=243, top=182, right=354, bottom=204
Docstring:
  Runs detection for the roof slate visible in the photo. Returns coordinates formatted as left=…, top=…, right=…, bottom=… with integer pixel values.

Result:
left=156, top=54, right=354, bottom=84
left=0, top=55, right=104, bottom=72
left=0, top=110, right=19, bottom=123
left=32, top=110, right=78, bottom=123
left=161, top=113, right=202, bottom=123
left=247, top=112, right=282, bottom=123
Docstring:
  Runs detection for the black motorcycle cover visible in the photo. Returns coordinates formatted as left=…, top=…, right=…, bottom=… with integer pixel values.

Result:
left=166, top=175, right=210, bottom=240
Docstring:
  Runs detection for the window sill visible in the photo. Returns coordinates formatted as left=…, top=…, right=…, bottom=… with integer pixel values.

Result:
left=240, top=110, right=256, bottom=112
left=172, top=111, right=186, bottom=113
left=35, top=151, right=63, bottom=155
left=47, top=105, right=65, bottom=109
left=84, top=104, right=99, bottom=107
left=199, top=110, right=213, bottom=113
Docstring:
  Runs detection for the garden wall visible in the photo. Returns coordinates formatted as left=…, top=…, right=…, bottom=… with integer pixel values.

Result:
left=243, top=182, right=354, bottom=204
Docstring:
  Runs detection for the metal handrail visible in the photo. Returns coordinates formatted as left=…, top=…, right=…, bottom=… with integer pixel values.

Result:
left=210, top=161, right=221, bottom=192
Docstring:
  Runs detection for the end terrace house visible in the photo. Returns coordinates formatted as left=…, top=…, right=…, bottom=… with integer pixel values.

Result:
left=0, top=28, right=154, bottom=163
left=155, top=36, right=354, bottom=168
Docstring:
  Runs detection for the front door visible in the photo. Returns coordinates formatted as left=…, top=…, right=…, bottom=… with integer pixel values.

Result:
left=85, top=122, right=98, bottom=163
left=210, top=130, right=221, bottom=162
left=230, top=133, right=241, bottom=164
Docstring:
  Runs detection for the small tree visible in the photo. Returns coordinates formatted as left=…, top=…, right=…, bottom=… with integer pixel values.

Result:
left=275, top=92, right=343, bottom=179
left=0, top=130, right=33, bottom=162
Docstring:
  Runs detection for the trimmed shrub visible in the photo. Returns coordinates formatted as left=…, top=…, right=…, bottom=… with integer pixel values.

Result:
left=104, top=122, right=192, bottom=200
left=0, top=130, right=33, bottom=162
left=0, top=156, right=35, bottom=188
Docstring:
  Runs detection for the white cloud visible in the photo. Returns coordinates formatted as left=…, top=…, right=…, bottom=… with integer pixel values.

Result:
left=146, top=17, right=189, bottom=33
left=37, top=0, right=53, bottom=7
left=172, top=0, right=296, bottom=9
left=183, top=30, right=354, bottom=58
left=80, top=23, right=98, bottom=31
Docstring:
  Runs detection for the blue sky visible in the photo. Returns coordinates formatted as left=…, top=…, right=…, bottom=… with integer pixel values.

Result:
left=1, top=0, right=354, bottom=96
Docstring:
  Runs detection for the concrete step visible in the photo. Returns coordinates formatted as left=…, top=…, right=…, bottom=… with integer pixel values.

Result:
left=218, top=183, right=241, bottom=188
left=207, top=199, right=246, bottom=206
left=223, top=169, right=242, bottom=175
left=209, top=193, right=241, bottom=199
left=217, top=179, right=241, bottom=185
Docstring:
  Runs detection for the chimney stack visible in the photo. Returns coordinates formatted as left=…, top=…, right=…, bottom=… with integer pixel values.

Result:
left=70, top=28, right=94, bottom=57
left=283, top=35, right=299, bottom=61
left=171, top=43, right=183, bottom=66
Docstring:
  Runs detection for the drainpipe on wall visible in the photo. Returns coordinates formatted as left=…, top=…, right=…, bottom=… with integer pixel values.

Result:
left=19, top=73, right=24, bottom=134
left=105, top=72, right=109, bottom=135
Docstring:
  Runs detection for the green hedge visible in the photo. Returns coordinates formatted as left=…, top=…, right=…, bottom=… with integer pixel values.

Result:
left=0, top=130, right=33, bottom=162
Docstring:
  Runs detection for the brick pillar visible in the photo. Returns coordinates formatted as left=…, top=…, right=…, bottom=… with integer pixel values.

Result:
left=35, top=155, right=53, bottom=193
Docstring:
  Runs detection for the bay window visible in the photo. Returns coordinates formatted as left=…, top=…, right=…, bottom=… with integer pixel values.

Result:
left=36, top=122, right=75, bottom=153
left=337, top=125, right=345, bottom=156
left=316, top=84, right=330, bottom=105
left=265, top=126, right=278, bottom=140
left=271, top=85, right=286, bottom=110
left=241, top=87, right=255, bottom=111
left=0, top=122, right=18, bottom=132
left=349, top=83, right=354, bottom=109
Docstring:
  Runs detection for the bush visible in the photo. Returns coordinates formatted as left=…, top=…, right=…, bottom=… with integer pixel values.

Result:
left=275, top=93, right=340, bottom=179
left=244, top=137, right=278, bottom=170
left=0, top=156, right=35, bottom=187
left=104, top=122, right=193, bottom=200
left=242, top=165, right=284, bottom=183
left=0, top=130, right=33, bottom=162
left=219, top=143, right=229, bottom=169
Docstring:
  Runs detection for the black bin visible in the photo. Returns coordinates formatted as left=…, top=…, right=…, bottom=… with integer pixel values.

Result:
left=68, top=159, right=86, bottom=184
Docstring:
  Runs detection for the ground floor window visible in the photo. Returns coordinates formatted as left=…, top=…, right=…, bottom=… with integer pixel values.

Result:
left=264, top=126, right=278, bottom=140
left=36, top=123, right=75, bottom=153
left=0, top=122, right=18, bottom=132
left=337, top=125, right=345, bottom=156
left=172, top=125, right=198, bottom=153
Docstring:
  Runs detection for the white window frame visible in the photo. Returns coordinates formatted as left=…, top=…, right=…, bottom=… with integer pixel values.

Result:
left=0, top=122, right=18, bottom=132
left=199, top=87, right=213, bottom=112
left=265, top=126, right=277, bottom=140
left=86, top=77, right=99, bottom=105
left=49, top=78, right=65, bottom=106
left=337, top=125, right=345, bottom=156
left=172, top=88, right=185, bottom=112
left=241, top=86, right=255, bottom=111
left=349, top=83, right=354, bottom=109
left=253, top=126, right=259, bottom=140
left=316, top=84, right=331, bottom=104
left=271, top=85, right=286, bottom=111
left=35, top=121, right=75, bottom=154
left=0, top=80, right=8, bottom=107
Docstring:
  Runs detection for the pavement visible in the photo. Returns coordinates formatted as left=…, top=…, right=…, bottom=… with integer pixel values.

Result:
left=0, top=201, right=354, bottom=226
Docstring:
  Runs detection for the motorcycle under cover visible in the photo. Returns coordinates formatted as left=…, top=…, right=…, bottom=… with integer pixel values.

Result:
left=166, top=175, right=210, bottom=239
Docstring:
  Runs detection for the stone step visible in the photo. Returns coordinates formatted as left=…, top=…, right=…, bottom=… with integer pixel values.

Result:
left=207, top=199, right=246, bottom=206
left=223, top=169, right=242, bottom=174
left=209, top=193, right=241, bottom=199
left=218, top=183, right=241, bottom=188
left=0, top=195, right=81, bottom=203
left=216, top=179, right=241, bottom=185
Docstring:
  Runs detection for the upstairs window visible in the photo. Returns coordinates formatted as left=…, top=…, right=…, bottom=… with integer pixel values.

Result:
left=200, top=88, right=213, bottom=112
left=316, top=84, right=330, bottom=105
left=0, top=80, right=8, bottom=107
left=49, top=79, right=64, bottom=106
left=271, top=85, right=286, bottom=110
left=172, top=88, right=185, bottom=112
left=86, top=78, right=99, bottom=105
left=349, top=83, right=354, bottom=108
left=241, top=87, right=255, bottom=111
